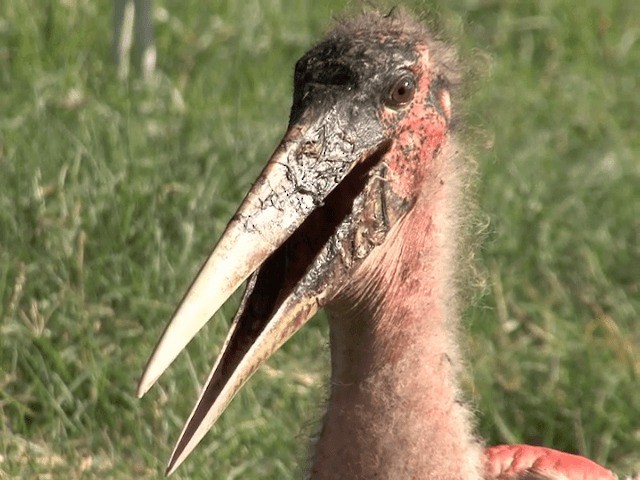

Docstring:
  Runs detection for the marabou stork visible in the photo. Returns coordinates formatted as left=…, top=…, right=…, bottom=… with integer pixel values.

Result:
left=137, top=10, right=622, bottom=479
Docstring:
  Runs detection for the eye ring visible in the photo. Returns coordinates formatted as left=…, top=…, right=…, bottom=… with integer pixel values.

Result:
left=386, top=74, right=416, bottom=108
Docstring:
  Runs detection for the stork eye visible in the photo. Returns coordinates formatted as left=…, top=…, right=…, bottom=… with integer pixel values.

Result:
left=386, top=75, right=416, bottom=108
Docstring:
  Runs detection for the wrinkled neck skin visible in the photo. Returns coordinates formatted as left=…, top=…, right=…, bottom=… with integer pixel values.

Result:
left=309, top=143, right=483, bottom=480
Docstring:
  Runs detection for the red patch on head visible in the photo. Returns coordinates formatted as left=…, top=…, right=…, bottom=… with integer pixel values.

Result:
left=379, top=45, right=449, bottom=202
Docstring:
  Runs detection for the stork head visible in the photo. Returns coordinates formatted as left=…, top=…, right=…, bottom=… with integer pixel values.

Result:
left=137, top=10, right=458, bottom=474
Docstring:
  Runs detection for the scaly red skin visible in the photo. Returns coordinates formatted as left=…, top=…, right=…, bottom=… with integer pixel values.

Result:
left=484, top=444, right=617, bottom=480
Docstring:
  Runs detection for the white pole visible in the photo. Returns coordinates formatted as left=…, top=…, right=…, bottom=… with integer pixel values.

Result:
left=112, top=0, right=155, bottom=81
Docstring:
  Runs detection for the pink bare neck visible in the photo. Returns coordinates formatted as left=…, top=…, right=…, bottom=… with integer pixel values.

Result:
left=309, top=142, right=483, bottom=479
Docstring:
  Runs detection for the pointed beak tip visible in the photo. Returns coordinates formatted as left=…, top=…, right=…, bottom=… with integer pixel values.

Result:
left=165, top=456, right=181, bottom=477
left=136, top=372, right=156, bottom=399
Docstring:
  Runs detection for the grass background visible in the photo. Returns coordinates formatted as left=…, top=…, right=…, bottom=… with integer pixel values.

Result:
left=1, top=0, right=638, bottom=478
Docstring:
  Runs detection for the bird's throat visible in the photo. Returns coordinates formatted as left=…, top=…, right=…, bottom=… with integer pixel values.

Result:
left=309, top=144, right=483, bottom=479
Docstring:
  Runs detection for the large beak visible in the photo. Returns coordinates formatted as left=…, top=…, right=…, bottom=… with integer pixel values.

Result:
left=137, top=102, right=400, bottom=473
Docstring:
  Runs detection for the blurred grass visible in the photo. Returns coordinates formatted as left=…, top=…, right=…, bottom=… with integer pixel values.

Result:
left=0, top=0, right=638, bottom=478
